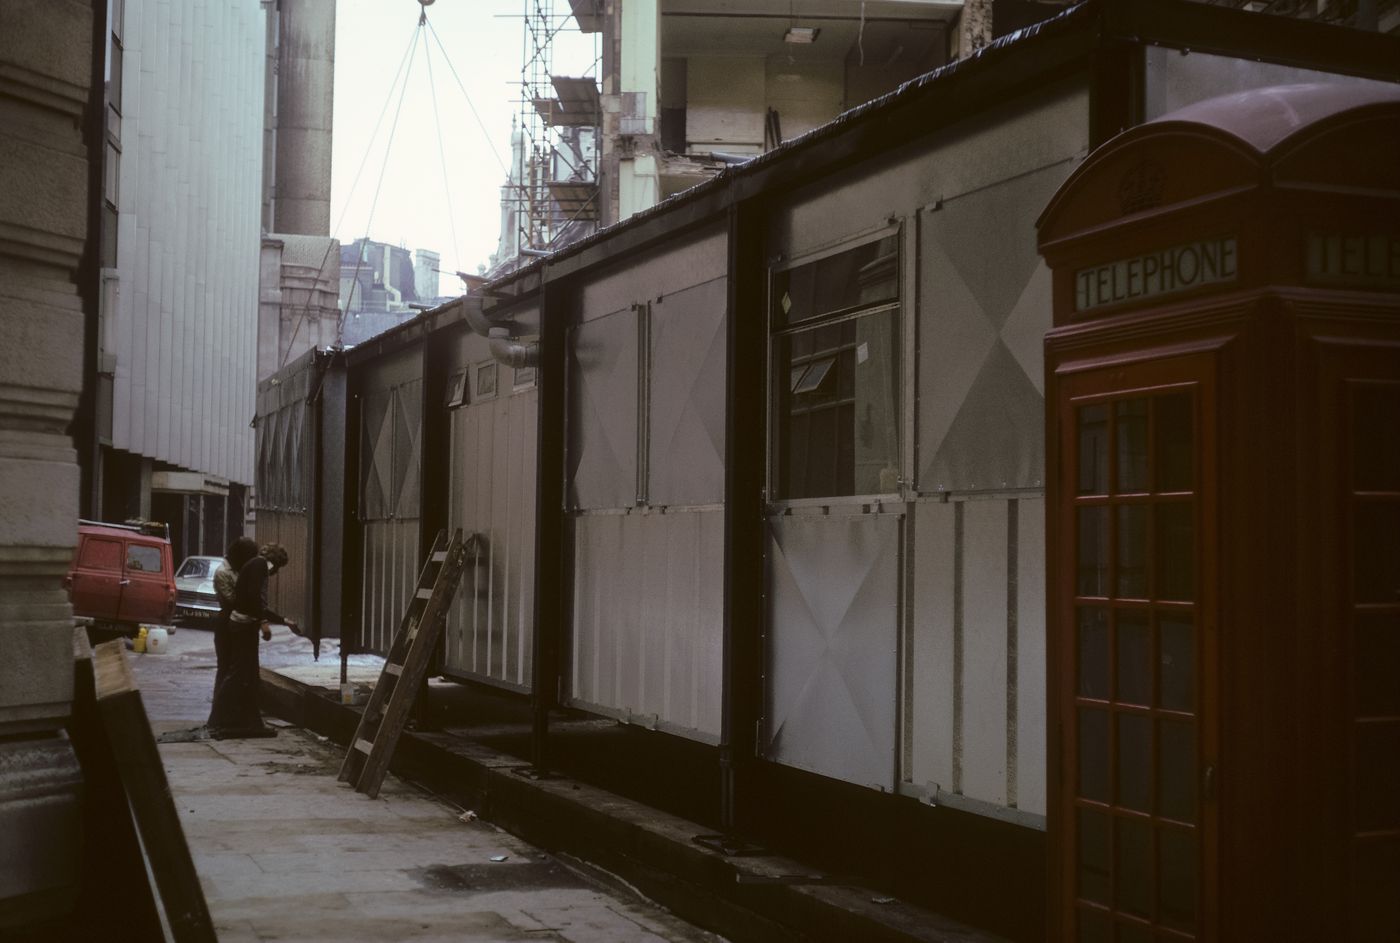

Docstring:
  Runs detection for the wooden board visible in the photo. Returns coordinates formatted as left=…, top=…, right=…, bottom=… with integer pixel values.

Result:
left=66, top=629, right=165, bottom=941
left=92, top=640, right=217, bottom=943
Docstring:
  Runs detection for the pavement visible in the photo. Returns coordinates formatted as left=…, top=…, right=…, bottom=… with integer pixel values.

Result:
left=128, top=624, right=725, bottom=943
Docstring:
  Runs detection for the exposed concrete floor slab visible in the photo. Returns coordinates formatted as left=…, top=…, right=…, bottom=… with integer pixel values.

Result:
left=128, top=627, right=724, bottom=943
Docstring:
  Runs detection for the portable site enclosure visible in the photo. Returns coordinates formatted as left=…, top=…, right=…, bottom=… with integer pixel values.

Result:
left=253, top=347, right=346, bottom=653
left=341, top=303, right=542, bottom=689
left=266, top=3, right=1399, bottom=939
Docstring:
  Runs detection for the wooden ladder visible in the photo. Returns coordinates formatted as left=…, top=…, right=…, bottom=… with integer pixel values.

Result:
left=339, top=528, right=467, bottom=798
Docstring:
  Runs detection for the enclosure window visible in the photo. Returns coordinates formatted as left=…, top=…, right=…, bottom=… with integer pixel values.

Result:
left=771, top=234, right=900, bottom=500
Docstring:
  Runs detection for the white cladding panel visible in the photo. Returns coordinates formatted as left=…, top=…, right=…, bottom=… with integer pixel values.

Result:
left=577, top=225, right=727, bottom=320
left=359, top=517, right=420, bottom=657
left=916, top=164, right=1069, bottom=493
left=569, top=511, right=724, bottom=742
left=112, top=0, right=263, bottom=486
left=763, top=512, right=901, bottom=791
left=648, top=277, right=727, bottom=508
left=1017, top=497, right=1047, bottom=817
left=961, top=500, right=1010, bottom=806
left=909, top=500, right=956, bottom=792
left=569, top=307, right=639, bottom=510
left=769, top=78, right=1089, bottom=262
left=904, top=497, right=1043, bottom=823
left=444, top=387, right=538, bottom=690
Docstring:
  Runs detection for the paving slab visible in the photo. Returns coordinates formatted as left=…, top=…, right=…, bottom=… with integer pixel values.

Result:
left=126, top=627, right=724, bottom=943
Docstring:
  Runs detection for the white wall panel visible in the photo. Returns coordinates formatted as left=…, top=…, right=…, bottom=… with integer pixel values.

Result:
left=961, top=500, right=1009, bottom=806
left=444, top=388, right=538, bottom=690
left=909, top=501, right=955, bottom=793
left=569, top=510, right=723, bottom=742
left=112, top=0, right=262, bottom=487
left=905, top=496, right=1045, bottom=826
left=577, top=224, right=727, bottom=319
left=1016, top=497, right=1047, bottom=817
left=763, top=512, right=901, bottom=790
left=769, top=79, right=1089, bottom=263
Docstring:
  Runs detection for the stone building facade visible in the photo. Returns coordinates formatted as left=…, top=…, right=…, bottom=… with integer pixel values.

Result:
left=0, top=0, right=93, bottom=927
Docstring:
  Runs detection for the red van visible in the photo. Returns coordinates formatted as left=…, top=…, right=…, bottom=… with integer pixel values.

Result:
left=65, top=520, right=177, bottom=632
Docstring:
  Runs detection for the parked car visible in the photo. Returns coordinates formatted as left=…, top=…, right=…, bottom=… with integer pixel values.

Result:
left=174, top=555, right=224, bottom=626
left=65, top=520, right=176, bottom=634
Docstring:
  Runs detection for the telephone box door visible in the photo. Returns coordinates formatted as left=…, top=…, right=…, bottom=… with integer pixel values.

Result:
left=1054, top=352, right=1218, bottom=942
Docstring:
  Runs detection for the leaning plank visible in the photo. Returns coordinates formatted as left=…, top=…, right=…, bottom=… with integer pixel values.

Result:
left=92, top=640, right=217, bottom=943
left=67, top=630, right=164, bottom=942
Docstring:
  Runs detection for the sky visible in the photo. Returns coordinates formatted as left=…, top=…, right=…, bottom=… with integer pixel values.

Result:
left=331, top=0, right=598, bottom=292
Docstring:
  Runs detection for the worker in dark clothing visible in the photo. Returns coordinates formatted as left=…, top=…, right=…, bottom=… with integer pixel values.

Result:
left=207, top=536, right=259, bottom=729
left=208, top=543, right=292, bottom=739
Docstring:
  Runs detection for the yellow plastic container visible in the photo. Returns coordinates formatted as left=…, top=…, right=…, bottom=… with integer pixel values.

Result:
left=134, top=625, right=148, bottom=654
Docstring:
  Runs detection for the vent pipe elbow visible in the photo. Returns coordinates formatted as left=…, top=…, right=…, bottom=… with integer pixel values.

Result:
left=488, top=326, right=539, bottom=369
left=461, top=295, right=535, bottom=367
left=461, top=296, right=497, bottom=337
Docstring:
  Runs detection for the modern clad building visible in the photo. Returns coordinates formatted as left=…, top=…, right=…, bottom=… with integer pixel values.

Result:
left=93, top=0, right=267, bottom=560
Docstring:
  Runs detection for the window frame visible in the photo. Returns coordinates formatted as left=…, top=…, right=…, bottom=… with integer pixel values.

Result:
left=766, top=224, right=903, bottom=506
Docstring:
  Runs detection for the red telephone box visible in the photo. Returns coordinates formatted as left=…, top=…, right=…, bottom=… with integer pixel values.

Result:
left=1038, top=83, right=1400, bottom=943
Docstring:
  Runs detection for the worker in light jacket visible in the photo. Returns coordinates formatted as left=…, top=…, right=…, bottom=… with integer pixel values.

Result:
left=208, top=543, right=292, bottom=739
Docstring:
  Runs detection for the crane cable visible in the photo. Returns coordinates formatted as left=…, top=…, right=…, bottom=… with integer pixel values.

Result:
left=421, top=22, right=462, bottom=276
left=280, top=14, right=422, bottom=366
left=335, top=14, right=424, bottom=347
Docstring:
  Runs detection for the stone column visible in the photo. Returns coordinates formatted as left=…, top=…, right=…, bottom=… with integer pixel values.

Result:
left=0, top=0, right=91, bottom=927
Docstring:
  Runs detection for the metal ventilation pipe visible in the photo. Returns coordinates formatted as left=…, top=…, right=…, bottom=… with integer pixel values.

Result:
left=488, top=326, right=539, bottom=369
left=461, top=295, right=539, bottom=368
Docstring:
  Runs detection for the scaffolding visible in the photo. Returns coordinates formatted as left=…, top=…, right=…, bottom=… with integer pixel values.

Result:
left=514, top=0, right=601, bottom=254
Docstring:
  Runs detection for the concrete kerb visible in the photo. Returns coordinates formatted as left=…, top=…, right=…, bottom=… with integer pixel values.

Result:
left=258, top=668, right=1010, bottom=943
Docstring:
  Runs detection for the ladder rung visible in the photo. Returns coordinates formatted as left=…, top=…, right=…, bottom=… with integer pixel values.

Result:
left=385, top=662, right=402, bottom=676
left=431, top=551, right=447, bottom=563
left=415, top=588, right=432, bottom=599
left=354, top=738, right=375, bottom=755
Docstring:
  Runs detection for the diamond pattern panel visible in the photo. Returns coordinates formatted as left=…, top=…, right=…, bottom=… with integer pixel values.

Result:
left=763, top=514, right=900, bottom=790
left=918, top=162, right=1072, bottom=492
left=570, top=308, right=639, bottom=509
left=394, top=379, right=423, bottom=517
left=361, top=390, right=392, bottom=520
left=650, top=279, right=727, bottom=507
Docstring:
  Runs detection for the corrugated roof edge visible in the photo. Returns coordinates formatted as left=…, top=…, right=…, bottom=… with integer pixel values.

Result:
left=482, top=0, right=1096, bottom=293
